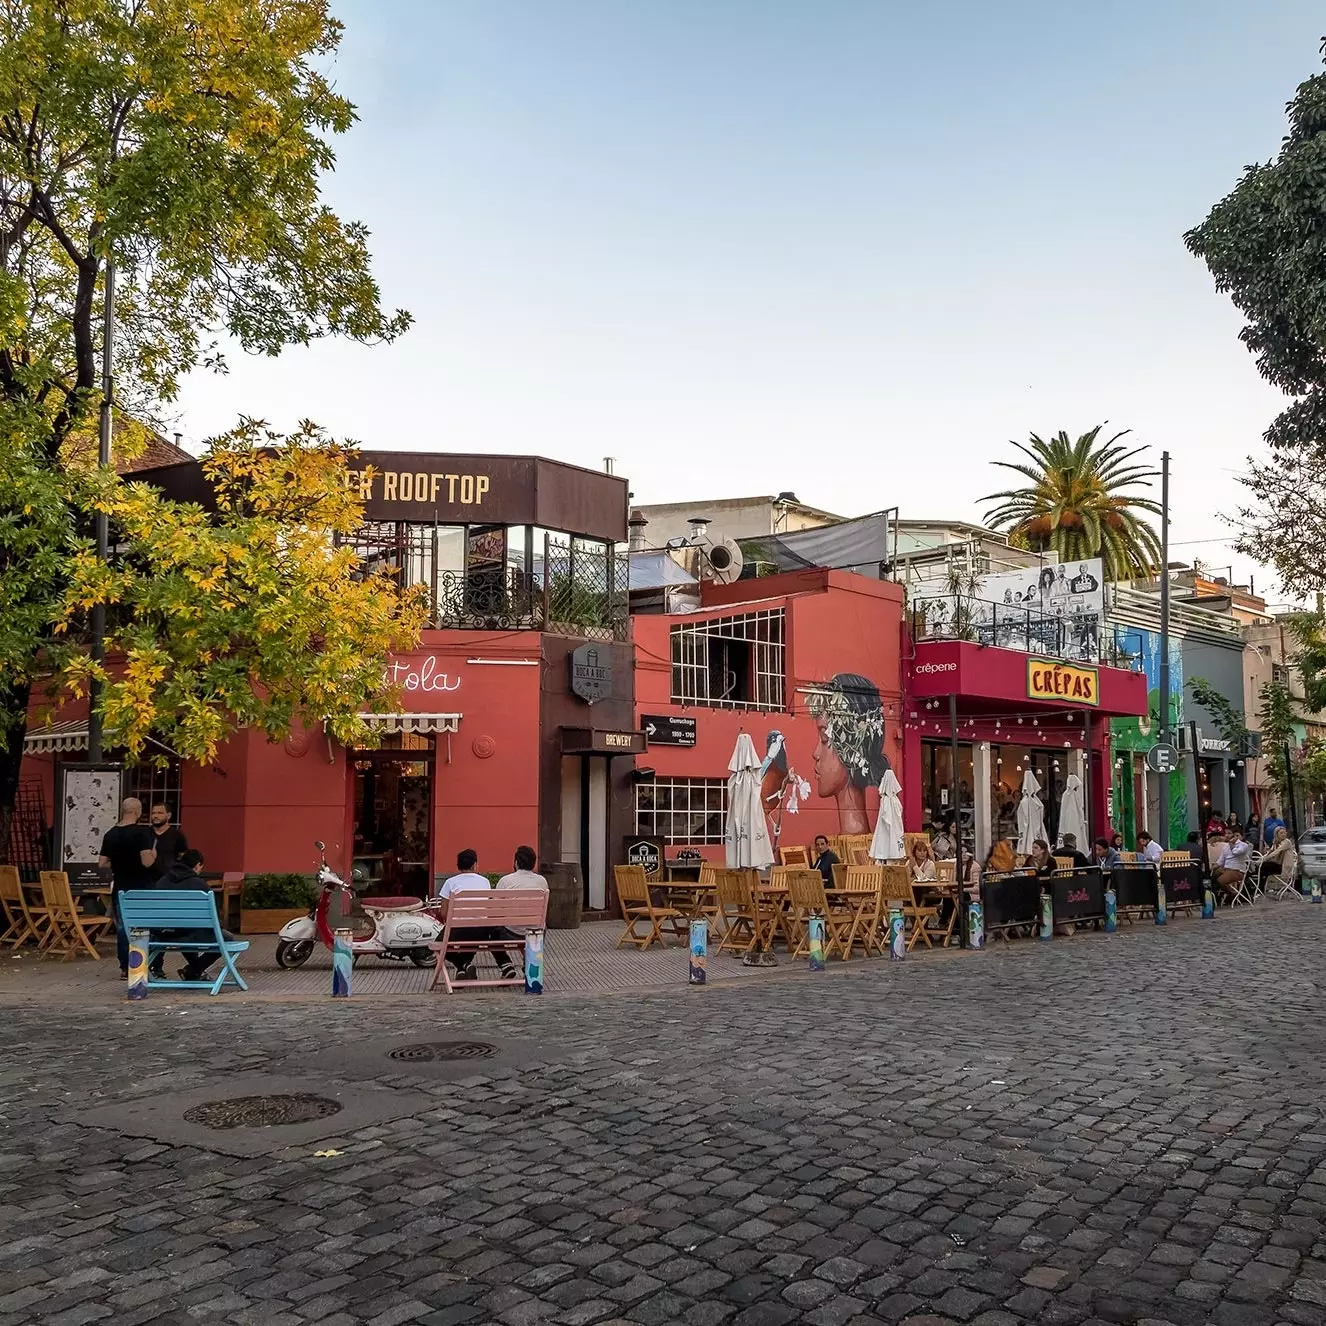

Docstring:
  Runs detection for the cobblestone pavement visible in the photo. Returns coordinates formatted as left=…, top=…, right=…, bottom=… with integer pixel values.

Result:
left=3, top=907, right=1326, bottom=1326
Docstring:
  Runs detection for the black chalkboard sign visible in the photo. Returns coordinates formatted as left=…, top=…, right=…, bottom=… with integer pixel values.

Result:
left=1052, top=868, right=1104, bottom=922
left=1112, top=865, right=1159, bottom=911
left=983, top=871, right=1041, bottom=931
left=1160, top=862, right=1202, bottom=909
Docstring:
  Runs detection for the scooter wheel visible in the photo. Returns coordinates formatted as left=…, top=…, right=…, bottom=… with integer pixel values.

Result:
left=409, top=949, right=434, bottom=968
left=275, top=939, right=315, bottom=970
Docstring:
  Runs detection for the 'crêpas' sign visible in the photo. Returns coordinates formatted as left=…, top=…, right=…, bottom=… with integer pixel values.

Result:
left=569, top=644, right=612, bottom=704
left=1027, top=659, right=1099, bottom=706
left=383, top=656, right=461, bottom=694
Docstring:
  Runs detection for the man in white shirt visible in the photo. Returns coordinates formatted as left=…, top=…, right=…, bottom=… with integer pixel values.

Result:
left=436, top=848, right=512, bottom=980
left=1136, top=831, right=1163, bottom=865
left=495, top=846, right=549, bottom=973
left=1213, top=828, right=1252, bottom=899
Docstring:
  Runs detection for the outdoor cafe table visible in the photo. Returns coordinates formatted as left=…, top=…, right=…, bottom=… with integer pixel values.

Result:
left=649, top=879, right=715, bottom=921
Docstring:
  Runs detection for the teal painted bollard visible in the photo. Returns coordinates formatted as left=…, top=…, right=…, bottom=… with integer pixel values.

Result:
left=1202, top=883, right=1215, bottom=918
left=1313, top=879, right=1322, bottom=904
left=127, top=929, right=149, bottom=1000
left=525, top=927, right=545, bottom=993
left=888, top=906, right=905, bottom=960
left=968, top=899, right=983, bottom=950
left=331, top=928, right=352, bottom=997
left=1038, top=892, right=1052, bottom=941
left=1104, top=886, right=1117, bottom=933
left=807, top=911, right=826, bottom=971
left=688, top=918, right=707, bottom=985
left=1155, top=878, right=1167, bottom=926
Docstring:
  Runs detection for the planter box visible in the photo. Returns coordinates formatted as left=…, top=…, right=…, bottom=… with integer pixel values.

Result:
left=240, top=907, right=309, bottom=935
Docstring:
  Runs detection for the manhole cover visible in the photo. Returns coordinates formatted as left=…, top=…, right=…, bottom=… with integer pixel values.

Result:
left=182, top=1093, right=343, bottom=1130
left=387, top=1041, right=496, bottom=1063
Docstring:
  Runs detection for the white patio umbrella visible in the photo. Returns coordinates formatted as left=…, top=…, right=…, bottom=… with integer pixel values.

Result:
left=1057, top=773, right=1087, bottom=850
left=725, top=733, right=775, bottom=869
left=1016, top=768, right=1046, bottom=856
left=870, top=767, right=906, bottom=863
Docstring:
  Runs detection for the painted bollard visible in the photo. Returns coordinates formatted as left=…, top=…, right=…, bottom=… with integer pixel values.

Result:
left=1314, top=879, right=1323, bottom=904
left=807, top=911, right=826, bottom=971
left=1038, top=892, right=1052, bottom=941
left=968, top=899, right=984, bottom=950
left=1104, top=886, right=1117, bottom=933
left=331, top=928, right=352, bottom=997
left=888, top=906, right=905, bottom=960
left=127, top=929, right=150, bottom=1000
left=525, top=927, right=545, bottom=994
left=1155, top=878, right=1167, bottom=926
left=688, top=918, right=707, bottom=985
left=1202, top=883, right=1215, bottom=918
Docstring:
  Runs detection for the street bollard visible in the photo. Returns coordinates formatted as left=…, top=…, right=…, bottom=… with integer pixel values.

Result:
left=127, top=929, right=150, bottom=1000
left=331, top=928, right=352, bottom=997
left=1314, top=879, right=1323, bottom=904
left=807, top=911, right=826, bottom=971
left=1202, top=883, right=1215, bottom=919
left=1038, top=892, right=1052, bottom=941
left=524, top=927, right=545, bottom=994
left=1104, top=886, right=1117, bottom=933
left=888, top=906, right=905, bottom=960
left=688, top=918, right=707, bottom=985
left=968, top=900, right=984, bottom=950
left=1155, top=878, right=1167, bottom=926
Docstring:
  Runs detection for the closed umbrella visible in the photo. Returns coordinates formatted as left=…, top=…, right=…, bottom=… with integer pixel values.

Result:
left=1057, top=773, right=1087, bottom=850
left=726, top=733, right=775, bottom=869
left=870, top=768, right=905, bottom=862
left=1016, top=769, right=1046, bottom=856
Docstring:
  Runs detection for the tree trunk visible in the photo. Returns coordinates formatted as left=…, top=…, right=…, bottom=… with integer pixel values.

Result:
left=0, top=683, right=31, bottom=864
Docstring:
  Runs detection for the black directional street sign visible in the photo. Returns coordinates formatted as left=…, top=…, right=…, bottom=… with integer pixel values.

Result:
left=642, top=714, right=697, bottom=747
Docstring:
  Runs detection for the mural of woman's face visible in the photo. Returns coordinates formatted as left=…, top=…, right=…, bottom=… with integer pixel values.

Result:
left=813, top=718, right=848, bottom=798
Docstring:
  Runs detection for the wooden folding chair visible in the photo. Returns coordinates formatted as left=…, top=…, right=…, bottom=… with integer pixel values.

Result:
left=785, top=869, right=851, bottom=959
left=614, top=865, right=681, bottom=949
left=935, top=858, right=956, bottom=884
left=220, top=872, right=244, bottom=932
left=880, top=865, right=938, bottom=950
left=38, top=871, right=112, bottom=960
left=715, top=869, right=757, bottom=954
left=836, top=864, right=884, bottom=958
left=1053, top=856, right=1075, bottom=872
left=1117, top=851, right=1138, bottom=864
left=0, top=866, right=41, bottom=948
left=778, top=844, right=810, bottom=867
left=840, top=834, right=873, bottom=865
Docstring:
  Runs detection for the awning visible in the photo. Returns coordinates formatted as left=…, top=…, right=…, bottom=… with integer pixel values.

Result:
left=23, top=721, right=89, bottom=754
left=358, top=713, right=462, bottom=735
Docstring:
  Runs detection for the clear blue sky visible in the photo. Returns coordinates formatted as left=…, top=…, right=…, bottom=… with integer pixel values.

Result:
left=176, top=0, right=1324, bottom=600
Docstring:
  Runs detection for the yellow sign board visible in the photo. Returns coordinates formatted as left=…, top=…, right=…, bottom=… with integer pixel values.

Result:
left=1027, top=659, right=1099, bottom=707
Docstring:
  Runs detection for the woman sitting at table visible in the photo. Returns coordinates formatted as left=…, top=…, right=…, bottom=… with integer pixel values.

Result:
left=1260, top=826, right=1295, bottom=883
left=909, top=837, right=937, bottom=882
left=1025, top=839, right=1057, bottom=878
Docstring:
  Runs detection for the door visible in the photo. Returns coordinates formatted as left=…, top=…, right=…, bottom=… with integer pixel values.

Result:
left=560, top=753, right=609, bottom=910
left=351, top=734, right=435, bottom=896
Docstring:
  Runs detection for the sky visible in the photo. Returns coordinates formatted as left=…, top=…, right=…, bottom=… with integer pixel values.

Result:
left=174, top=0, right=1325, bottom=605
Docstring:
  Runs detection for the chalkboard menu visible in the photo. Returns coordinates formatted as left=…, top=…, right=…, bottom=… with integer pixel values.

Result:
left=1052, top=868, right=1104, bottom=923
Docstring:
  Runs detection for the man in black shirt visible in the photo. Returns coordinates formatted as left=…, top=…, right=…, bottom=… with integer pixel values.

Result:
left=98, top=797, right=157, bottom=975
left=148, top=802, right=188, bottom=880
left=811, top=834, right=840, bottom=887
left=1059, top=834, right=1092, bottom=869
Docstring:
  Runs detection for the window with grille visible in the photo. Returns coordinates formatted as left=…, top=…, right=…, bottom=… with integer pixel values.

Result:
left=669, top=608, right=785, bottom=709
left=636, top=777, right=729, bottom=844
left=123, top=756, right=184, bottom=824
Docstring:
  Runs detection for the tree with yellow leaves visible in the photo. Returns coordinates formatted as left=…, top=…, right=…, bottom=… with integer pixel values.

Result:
left=0, top=1, right=419, bottom=838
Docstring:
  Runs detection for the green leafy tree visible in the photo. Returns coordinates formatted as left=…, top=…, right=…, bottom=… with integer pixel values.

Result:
left=0, top=1, right=414, bottom=839
left=982, top=427, right=1163, bottom=579
left=1185, top=39, right=1326, bottom=596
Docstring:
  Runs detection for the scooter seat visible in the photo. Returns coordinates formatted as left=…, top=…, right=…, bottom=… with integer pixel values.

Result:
left=360, top=895, right=423, bottom=912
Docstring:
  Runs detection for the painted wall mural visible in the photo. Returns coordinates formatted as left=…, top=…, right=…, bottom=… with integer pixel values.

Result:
left=807, top=673, right=890, bottom=834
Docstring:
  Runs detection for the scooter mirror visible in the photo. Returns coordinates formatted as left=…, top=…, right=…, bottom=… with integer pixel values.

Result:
left=314, top=839, right=325, bottom=853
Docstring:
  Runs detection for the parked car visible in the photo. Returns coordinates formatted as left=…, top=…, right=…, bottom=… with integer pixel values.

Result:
left=1297, top=827, right=1326, bottom=880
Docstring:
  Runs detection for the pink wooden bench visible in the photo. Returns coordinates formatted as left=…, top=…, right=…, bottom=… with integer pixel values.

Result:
left=429, top=891, right=549, bottom=993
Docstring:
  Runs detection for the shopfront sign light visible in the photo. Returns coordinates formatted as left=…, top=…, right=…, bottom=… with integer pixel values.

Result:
left=1027, top=659, right=1099, bottom=707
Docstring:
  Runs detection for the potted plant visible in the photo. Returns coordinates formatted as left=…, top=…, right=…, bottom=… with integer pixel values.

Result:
left=240, top=873, right=317, bottom=934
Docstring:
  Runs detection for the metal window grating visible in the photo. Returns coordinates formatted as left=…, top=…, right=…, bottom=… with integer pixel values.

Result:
left=669, top=608, right=785, bottom=710
left=636, top=777, right=730, bottom=845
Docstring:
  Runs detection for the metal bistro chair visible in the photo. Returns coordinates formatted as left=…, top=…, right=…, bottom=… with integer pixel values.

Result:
left=1265, top=849, right=1302, bottom=902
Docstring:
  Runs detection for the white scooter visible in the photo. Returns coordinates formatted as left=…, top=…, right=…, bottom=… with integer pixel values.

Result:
left=276, top=840, right=442, bottom=970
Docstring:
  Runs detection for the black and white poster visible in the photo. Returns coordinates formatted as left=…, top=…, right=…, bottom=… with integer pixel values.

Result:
left=56, top=763, right=123, bottom=889
left=973, top=558, right=1104, bottom=662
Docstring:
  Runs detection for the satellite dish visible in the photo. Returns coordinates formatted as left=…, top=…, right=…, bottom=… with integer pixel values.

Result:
left=707, top=539, right=744, bottom=584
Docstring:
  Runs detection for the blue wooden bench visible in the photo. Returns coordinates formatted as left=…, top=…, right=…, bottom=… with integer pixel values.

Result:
left=117, top=890, right=250, bottom=994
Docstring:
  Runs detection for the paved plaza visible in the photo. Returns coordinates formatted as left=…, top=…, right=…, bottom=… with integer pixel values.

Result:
left=2, top=907, right=1326, bottom=1326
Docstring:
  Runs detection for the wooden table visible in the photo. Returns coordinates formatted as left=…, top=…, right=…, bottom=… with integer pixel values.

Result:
left=650, top=880, right=716, bottom=927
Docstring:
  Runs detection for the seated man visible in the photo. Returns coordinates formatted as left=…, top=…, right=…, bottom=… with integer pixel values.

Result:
left=494, top=845, right=550, bottom=974
left=1092, top=837, right=1121, bottom=870
left=811, top=835, right=840, bottom=887
left=1212, top=828, right=1252, bottom=900
left=158, top=849, right=237, bottom=981
left=1136, top=830, right=1163, bottom=865
left=436, top=848, right=515, bottom=981
left=1059, top=834, right=1091, bottom=868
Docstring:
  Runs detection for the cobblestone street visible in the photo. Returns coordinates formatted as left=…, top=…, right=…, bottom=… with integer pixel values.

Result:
left=3, top=907, right=1326, bottom=1326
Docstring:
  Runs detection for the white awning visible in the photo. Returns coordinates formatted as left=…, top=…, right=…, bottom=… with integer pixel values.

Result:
left=358, top=713, right=462, bottom=735
left=23, top=721, right=89, bottom=754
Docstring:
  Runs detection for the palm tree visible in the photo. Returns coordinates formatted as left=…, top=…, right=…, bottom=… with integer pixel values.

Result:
left=982, top=426, right=1162, bottom=580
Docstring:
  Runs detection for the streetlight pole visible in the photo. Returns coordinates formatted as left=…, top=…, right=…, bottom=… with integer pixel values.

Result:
left=1158, top=450, right=1171, bottom=848
left=87, top=260, right=115, bottom=763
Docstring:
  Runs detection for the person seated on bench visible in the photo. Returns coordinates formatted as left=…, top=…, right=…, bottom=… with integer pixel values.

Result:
left=159, top=849, right=237, bottom=980
left=494, top=845, right=549, bottom=975
left=436, top=848, right=516, bottom=981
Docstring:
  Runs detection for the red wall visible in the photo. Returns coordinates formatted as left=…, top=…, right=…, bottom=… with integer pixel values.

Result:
left=634, top=570, right=905, bottom=860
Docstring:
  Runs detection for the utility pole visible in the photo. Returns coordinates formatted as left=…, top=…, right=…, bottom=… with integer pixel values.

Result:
left=950, top=692, right=967, bottom=948
left=1158, top=450, right=1171, bottom=848
left=87, top=260, right=115, bottom=763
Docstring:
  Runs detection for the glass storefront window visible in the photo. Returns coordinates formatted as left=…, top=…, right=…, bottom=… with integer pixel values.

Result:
left=920, top=740, right=974, bottom=830
left=990, top=745, right=1066, bottom=847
